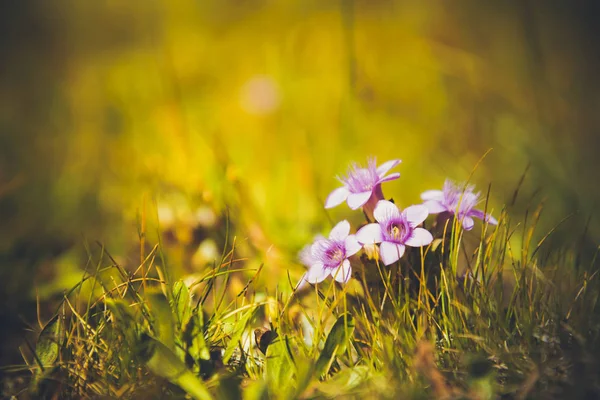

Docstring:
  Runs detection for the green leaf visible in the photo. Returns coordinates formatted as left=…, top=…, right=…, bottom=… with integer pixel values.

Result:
left=265, top=335, right=296, bottom=399
left=223, top=307, right=257, bottom=364
left=315, top=313, right=355, bottom=378
left=172, top=280, right=192, bottom=329
left=140, top=333, right=213, bottom=400
left=183, top=310, right=211, bottom=369
left=30, top=314, right=65, bottom=395
left=293, top=354, right=315, bottom=397
left=317, top=365, right=370, bottom=395
left=35, top=314, right=63, bottom=369
left=146, top=289, right=175, bottom=350
left=243, top=378, right=268, bottom=400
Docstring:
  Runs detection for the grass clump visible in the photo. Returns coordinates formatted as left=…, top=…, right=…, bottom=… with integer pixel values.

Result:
left=3, top=159, right=600, bottom=399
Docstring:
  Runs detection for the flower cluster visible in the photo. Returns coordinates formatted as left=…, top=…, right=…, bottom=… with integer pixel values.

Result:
left=298, top=158, right=498, bottom=287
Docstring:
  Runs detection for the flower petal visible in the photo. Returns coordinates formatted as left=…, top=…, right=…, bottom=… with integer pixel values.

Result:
left=376, top=172, right=400, bottom=184
left=421, top=190, right=443, bottom=201
left=405, top=228, right=433, bottom=247
left=329, top=220, right=350, bottom=241
left=423, top=200, right=447, bottom=214
left=356, top=223, right=384, bottom=244
left=325, top=186, right=350, bottom=209
left=331, top=259, right=352, bottom=283
left=298, top=244, right=314, bottom=266
left=310, top=238, right=328, bottom=259
left=305, top=262, right=329, bottom=284
left=486, top=215, right=498, bottom=225
left=376, top=159, right=401, bottom=177
left=462, top=216, right=475, bottom=231
left=404, top=204, right=429, bottom=227
left=347, top=191, right=372, bottom=209
left=470, top=209, right=498, bottom=225
left=379, top=241, right=405, bottom=265
left=344, top=234, right=362, bottom=256
left=373, top=200, right=401, bottom=223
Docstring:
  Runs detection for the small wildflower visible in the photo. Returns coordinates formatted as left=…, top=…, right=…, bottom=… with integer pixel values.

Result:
left=295, top=238, right=322, bottom=290
left=421, top=180, right=498, bottom=230
left=325, top=158, right=401, bottom=219
left=300, top=220, right=362, bottom=285
left=356, top=200, right=433, bottom=266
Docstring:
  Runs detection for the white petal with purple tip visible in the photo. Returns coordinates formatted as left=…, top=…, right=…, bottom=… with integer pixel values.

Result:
left=373, top=200, right=400, bottom=223
left=380, top=241, right=405, bottom=265
left=305, top=262, right=329, bottom=284
left=404, top=205, right=429, bottom=227
left=347, top=191, right=372, bottom=209
left=325, top=186, right=350, bottom=209
left=329, top=220, right=350, bottom=241
left=421, top=190, right=444, bottom=201
left=470, top=209, right=498, bottom=225
left=376, top=172, right=401, bottom=184
left=344, top=234, right=362, bottom=256
left=356, top=223, right=384, bottom=244
left=376, top=159, right=401, bottom=177
left=462, top=216, right=475, bottom=231
left=486, top=215, right=498, bottom=225
left=404, top=228, right=434, bottom=247
left=332, top=259, right=352, bottom=283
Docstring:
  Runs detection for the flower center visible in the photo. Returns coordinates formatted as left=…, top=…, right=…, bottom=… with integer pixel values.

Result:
left=384, top=217, right=411, bottom=244
left=324, top=244, right=345, bottom=267
left=390, top=224, right=404, bottom=240
left=442, top=181, right=480, bottom=216
left=341, top=160, right=379, bottom=193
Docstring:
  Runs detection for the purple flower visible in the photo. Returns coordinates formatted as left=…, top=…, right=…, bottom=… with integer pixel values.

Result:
left=356, top=200, right=433, bottom=266
left=325, top=158, right=401, bottom=218
left=301, top=220, right=362, bottom=285
left=420, top=179, right=498, bottom=231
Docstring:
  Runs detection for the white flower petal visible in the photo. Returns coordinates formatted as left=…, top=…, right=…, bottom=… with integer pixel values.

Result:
left=356, top=223, right=384, bottom=244
left=486, top=215, right=498, bottom=225
left=377, top=172, right=400, bottom=184
left=373, top=200, right=400, bottom=223
left=470, top=209, right=498, bottom=225
left=329, top=220, right=350, bottom=241
left=421, top=190, right=444, bottom=201
left=423, top=200, right=447, bottom=214
left=332, top=259, right=352, bottom=284
left=376, top=159, right=401, bottom=177
left=310, top=238, right=327, bottom=259
left=404, top=228, right=433, bottom=247
left=325, top=186, right=350, bottom=209
left=403, top=204, right=429, bottom=227
left=344, top=234, right=362, bottom=256
left=305, top=262, right=329, bottom=284
left=379, top=241, right=405, bottom=265
left=347, top=191, right=372, bottom=210
left=298, top=244, right=314, bottom=266
left=462, top=216, right=475, bottom=231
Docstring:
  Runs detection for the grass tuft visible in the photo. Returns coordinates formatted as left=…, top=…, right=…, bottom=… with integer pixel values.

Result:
left=3, top=198, right=600, bottom=399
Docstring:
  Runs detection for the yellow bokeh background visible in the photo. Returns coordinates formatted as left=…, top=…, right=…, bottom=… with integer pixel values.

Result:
left=1, top=0, right=599, bottom=297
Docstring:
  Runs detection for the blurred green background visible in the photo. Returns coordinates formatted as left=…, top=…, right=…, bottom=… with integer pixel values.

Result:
left=1, top=0, right=599, bottom=320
